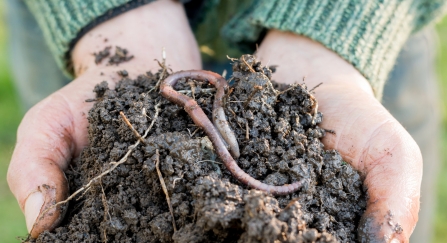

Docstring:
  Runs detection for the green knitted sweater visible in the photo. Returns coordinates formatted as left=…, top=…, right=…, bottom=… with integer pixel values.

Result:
left=25, top=0, right=447, bottom=98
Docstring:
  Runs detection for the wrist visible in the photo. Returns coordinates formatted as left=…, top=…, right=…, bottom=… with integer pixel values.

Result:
left=72, top=0, right=201, bottom=79
left=257, top=30, right=374, bottom=97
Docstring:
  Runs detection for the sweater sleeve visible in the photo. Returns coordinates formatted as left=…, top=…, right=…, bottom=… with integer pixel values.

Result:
left=24, top=0, right=155, bottom=76
left=222, top=0, right=447, bottom=99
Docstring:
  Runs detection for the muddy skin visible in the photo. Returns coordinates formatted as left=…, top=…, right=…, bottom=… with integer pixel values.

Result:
left=357, top=209, right=404, bottom=242
left=31, top=55, right=366, bottom=243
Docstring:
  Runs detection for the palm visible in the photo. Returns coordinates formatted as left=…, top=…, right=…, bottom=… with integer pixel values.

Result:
left=315, top=83, right=421, bottom=241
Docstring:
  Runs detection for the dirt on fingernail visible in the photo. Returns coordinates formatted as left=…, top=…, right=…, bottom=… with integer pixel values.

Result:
left=31, top=54, right=366, bottom=243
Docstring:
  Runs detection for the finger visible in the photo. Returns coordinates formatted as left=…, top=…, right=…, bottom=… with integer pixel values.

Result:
left=7, top=93, right=83, bottom=238
left=318, top=85, right=422, bottom=242
left=355, top=122, right=421, bottom=242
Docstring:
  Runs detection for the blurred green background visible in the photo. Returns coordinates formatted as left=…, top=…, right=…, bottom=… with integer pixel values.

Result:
left=0, top=1, right=27, bottom=243
left=1, top=1, right=447, bottom=243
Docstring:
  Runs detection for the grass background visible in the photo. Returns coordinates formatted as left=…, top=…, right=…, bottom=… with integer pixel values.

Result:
left=0, top=2, right=447, bottom=243
left=0, top=1, right=27, bottom=242
left=434, top=15, right=447, bottom=243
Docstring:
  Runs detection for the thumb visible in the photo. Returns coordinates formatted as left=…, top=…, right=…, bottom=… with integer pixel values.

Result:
left=23, top=171, right=68, bottom=238
left=7, top=94, right=78, bottom=238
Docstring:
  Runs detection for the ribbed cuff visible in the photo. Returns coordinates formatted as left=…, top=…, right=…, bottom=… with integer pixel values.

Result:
left=222, top=0, right=421, bottom=99
left=24, top=0, right=155, bottom=76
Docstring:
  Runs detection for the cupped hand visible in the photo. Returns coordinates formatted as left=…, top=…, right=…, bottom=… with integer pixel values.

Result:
left=7, top=0, right=201, bottom=238
left=257, top=30, right=422, bottom=243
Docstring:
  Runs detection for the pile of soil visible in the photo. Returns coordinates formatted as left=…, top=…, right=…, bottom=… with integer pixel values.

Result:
left=32, top=55, right=366, bottom=243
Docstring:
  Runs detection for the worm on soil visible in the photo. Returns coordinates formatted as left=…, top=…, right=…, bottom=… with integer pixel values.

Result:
left=160, top=70, right=306, bottom=195
left=161, top=70, right=240, bottom=158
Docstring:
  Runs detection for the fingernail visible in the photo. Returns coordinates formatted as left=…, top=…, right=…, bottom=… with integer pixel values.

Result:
left=390, top=239, right=400, bottom=243
left=24, top=192, right=44, bottom=232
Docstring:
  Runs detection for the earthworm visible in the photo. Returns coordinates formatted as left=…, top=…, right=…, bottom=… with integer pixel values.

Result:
left=161, top=70, right=240, bottom=158
left=160, top=70, right=305, bottom=195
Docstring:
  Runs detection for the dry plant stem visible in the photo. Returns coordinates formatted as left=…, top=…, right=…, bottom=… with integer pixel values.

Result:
left=100, top=181, right=109, bottom=243
left=178, top=88, right=216, bottom=94
left=310, top=95, right=319, bottom=125
left=161, top=70, right=240, bottom=158
left=245, top=121, right=250, bottom=140
left=309, top=82, right=323, bottom=92
left=149, top=48, right=168, bottom=93
left=196, top=160, right=223, bottom=164
left=120, top=111, right=146, bottom=144
left=160, top=71, right=305, bottom=195
left=241, top=56, right=256, bottom=73
left=188, top=81, right=196, bottom=99
left=278, top=84, right=298, bottom=95
left=155, top=149, right=177, bottom=232
left=38, top=103, right=161, bottom=218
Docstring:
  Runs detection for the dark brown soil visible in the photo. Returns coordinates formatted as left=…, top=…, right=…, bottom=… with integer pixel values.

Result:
left=32, top=55, right=366, bottom=243
left=94, top=46, right=111, bottom=64
left=94, top=46, right=134, bottom=65
left=108, top=46, right=134, bottom=65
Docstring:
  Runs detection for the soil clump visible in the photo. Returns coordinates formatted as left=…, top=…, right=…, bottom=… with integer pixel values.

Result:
left=94, top=46, right=134, bottom=65
left=32, top=55, right=366, bottom=243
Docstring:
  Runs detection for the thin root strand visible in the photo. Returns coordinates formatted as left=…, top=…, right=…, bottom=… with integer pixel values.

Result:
left=155, top=149, right=177, bottom=232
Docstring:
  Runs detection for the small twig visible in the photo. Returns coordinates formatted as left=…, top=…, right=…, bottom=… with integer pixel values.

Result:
left=187, top=81, right=196, bottom=99
left=100, top=181, right=109, bottom=243
left=244, top=85, right=263, bottom=108
left=149, top=48, right=167, bottom=93
left=242, top=55, right=256, bottom=73
left=310, top=94, right=319, bottom=125
left=178, top=88, right=216, bottom=95
left=196, top=160, right=223, bottom=164
left=278, top=84, right=298, bottom=95
left=227, top=106, right=237, bottom=118
left=245, top=121, right=250, bottom=140
left=154, top=149, right=177, bottom=232
left=78, top=186, right=92, bottom=201
left=222, top=69, right=227, bottom=79
left=120, top=111, right=146, bottom=144
left=309, top=82, right=323, bottom=92
left=222, top=87, right=233, bottom=109
left=172, top=172, right=185, bottom=188
left=172, top=178, right=182, bottom=188
left=187, top=128, right=199, bottom=137
left=226, top=55, right=238, bottom=62
left=324, top=129, right=336, bottom=135
left=142, top=108, right=152, bottom=120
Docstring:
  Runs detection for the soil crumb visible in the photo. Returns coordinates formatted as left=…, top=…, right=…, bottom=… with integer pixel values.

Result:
left=108, top=46, right=134, bottom=65
left=117, top=70, right=129, bottom=77
left=94, top=46, right=134, bottom=65
left=94, top=46, right=111, bottom=64
left=32, top=55, right=366, bottom=243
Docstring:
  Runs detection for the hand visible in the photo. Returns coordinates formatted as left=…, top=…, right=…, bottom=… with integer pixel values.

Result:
left=7, top=0, right=201, bottom=238
left=257, top=30, right=422, bottom=243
